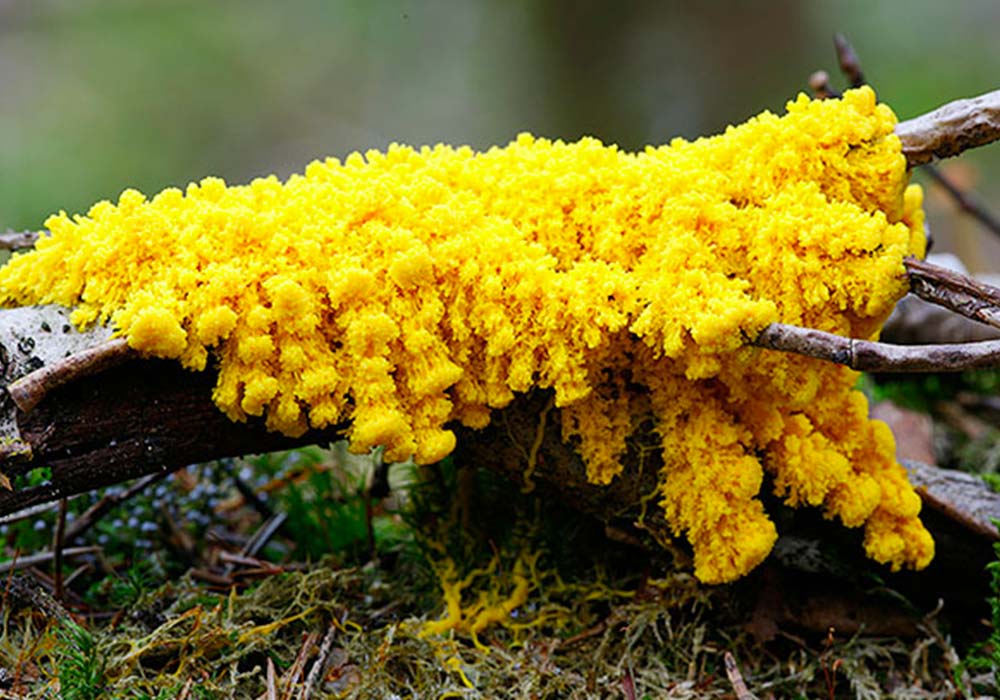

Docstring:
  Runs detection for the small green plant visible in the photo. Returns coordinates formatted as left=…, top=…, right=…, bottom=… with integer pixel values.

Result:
left=959, top=522, right=1000, bottom=693
left=55, top=620, right=106, bottom=700
left=279, top=458, right=371, bottom=561
left=865, top=368, right=1000, bottom=413
left=109, top=558, right=161, bottom=608
left=982, top=472, right=1000, bottom=494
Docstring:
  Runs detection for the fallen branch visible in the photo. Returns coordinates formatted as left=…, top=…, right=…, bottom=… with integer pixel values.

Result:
left=0, top=308, right=996, bottom=630
left=4, top=257, right=1000, bottom=518
left=0, top=356, right=344, bottom=516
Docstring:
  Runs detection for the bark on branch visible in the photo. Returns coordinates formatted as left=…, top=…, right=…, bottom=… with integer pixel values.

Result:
left=752, top=325, right=1000, bottom=372
left=905, top=256, right=1000, bottom=332
left=0, top=355, right=345, bottom=515
left=896, top=89, right=1000, bottom=166
left=0, top=230, right=40, bottom=251
left=752, top=257, right=1000, bottom=371
left=8, top=337, right=133, bottom=413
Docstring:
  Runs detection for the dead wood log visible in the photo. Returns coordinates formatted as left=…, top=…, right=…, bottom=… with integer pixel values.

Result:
left=0, top=309, right=344, bottom=514
left=0, top=309, right=998, bottom=573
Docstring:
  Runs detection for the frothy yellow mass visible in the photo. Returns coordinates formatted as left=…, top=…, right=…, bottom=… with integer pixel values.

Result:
left=0, top=86, right=932, bottom=583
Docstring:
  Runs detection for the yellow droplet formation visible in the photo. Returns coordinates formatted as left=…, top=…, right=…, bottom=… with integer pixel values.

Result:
left=0, top=86, right=932, bottom=583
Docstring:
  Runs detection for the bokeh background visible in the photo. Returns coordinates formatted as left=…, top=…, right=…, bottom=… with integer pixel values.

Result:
left=1, top=0, right=998, bottom=267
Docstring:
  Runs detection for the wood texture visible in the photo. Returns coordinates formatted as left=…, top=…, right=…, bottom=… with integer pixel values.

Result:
left=0, top=357, right=343, bottom=515
left=897, top=89, right=1000, bottom=166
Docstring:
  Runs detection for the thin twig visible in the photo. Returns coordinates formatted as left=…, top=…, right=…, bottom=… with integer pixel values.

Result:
left=724, top=652, right=756, bottom=700
left=219, top=551, right=283, bottom=570
left=808, top=70, right=840, bottom=100
left=365, top=454, right=390, bottom=560
left=2, top=550, right=20, bottom=613
left=752, top=323, right=1000, bottom=372
left=0, top=501, right=56, bottom=526
left=0, top=546, right=99, bottom=575
left=243, top=512, right=287, bottom=559
left=8, top=337, right=134, bottom=413
left=62, top=562, right=92, bottom=589
left=268, top=658, right=278, bottom=700
left=189, top=567, right=234, bottom=587
left=52, top=497, right=67, bottom=600
left=280, top=632, right=319, bottom=700
left=922, top=164, right=1000, bottom=239
left=222, top=512, right=288, bottom=578
left=904, top=256, right=1000, bottom=331
left=225, top=460, right=275, bottom=520
left=63, top=471, right=171, bottom=543
left=300, top=623, right=339, bottom=700
left=0, top=230, right=40, bottom=251
left=833, top=33, right=865, bottom=88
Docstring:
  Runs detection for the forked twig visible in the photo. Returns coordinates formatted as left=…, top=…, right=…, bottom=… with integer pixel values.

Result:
left=754, top=256, right=1000, bottom=370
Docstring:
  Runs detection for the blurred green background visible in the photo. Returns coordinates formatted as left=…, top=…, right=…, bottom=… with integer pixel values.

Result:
left=1, top=0, right=998, bottom=265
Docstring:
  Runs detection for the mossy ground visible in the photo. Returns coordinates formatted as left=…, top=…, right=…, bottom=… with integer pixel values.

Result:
left=0, top=422, right=988, bottom=698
